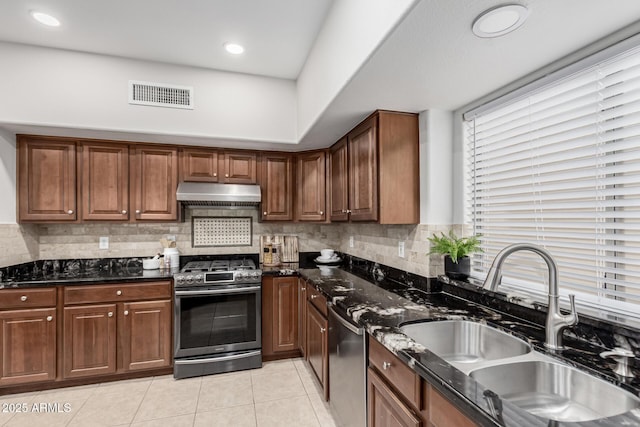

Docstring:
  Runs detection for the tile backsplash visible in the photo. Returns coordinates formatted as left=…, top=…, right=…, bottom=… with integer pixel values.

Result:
left=1, top=210, right=463, bottom=278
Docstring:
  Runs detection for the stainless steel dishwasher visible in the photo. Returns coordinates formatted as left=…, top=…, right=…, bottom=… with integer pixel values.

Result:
left=328, top=303, right=367, bottom=427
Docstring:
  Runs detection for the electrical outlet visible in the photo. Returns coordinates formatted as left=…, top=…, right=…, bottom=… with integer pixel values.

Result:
left=349, top=236, right=354, bottom=248
left=99, top=236, right=109, bottom=250
left=398, top=241, right=405, bottom=258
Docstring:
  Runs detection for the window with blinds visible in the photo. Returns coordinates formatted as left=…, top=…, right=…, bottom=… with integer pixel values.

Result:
left=464, top=43, right=640, bottom=317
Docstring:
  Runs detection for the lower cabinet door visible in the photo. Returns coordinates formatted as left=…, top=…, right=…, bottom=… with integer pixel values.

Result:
left=63, top=304, right=117, bottom=378
left=0, top=308, right=56, bottom=386
left=306, top=302, right=328, bottom=400
left=368, top=367, right=422, bottom=427
left=120, top=300, right=172, bottom=371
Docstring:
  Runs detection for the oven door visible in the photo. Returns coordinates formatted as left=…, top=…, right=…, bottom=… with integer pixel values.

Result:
left=174, top=285, right=261, bottom=359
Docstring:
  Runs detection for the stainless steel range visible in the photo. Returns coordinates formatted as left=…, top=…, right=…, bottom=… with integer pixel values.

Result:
left=173, top=258, right=262, bottom=379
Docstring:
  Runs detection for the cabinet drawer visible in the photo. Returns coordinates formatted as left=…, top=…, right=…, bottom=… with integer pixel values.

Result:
left=64, top=281, right=171, bottom=305
left=307, top=285, right=327, bottom=316
left=368, top=336, right=421, bottom=409
left=0, top=288, right=56, bottom=309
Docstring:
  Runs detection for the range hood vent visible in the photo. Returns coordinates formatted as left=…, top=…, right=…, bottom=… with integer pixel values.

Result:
left=177, top=182, right=261, bottom=208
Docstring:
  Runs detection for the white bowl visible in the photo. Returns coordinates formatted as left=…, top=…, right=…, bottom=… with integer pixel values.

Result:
left=320, top=249, right=335, bottom=259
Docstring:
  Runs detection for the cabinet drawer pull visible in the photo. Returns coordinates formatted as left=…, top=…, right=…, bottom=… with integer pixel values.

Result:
left=301, top=287, right=306, bottom=291
left=108, top=312, right=114, bottom=317
left=46, top=316, right=53, bottom=322
left=135, top=209, right=141, bottom=214
left=346, top=209, right=352, bottom=214
left=382, top=361, right=392, bottom=370
left=213, top=173, right=217, bottom=177
left=225, top=174, right=229, bottom=178
left=310, top=294, right=318, bottom=299
left=319, top=211, right=324, bottom=215
left=124, top=310, right=129, bottom=316
left=67, top=210, right=74, bottom=215
left=263, top=212, right=268, bottom=215
left=116, top=290, right=122, bottom=296
left=341, top=209, right=347, bottom=213
left=20, top=296, right=27, bottom=302
left=121, top=210, right=127, bottom=214
left=320, top=327, right=326, bottom=333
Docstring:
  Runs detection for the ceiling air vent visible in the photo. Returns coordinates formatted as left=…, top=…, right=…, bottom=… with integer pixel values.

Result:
left=128, top=80, right=194, bottom=109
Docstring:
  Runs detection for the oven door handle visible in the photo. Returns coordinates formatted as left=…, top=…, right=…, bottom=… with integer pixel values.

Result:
left=175, top=286, right=261, bottom=296
left=174, top=350, right=262, bottom=365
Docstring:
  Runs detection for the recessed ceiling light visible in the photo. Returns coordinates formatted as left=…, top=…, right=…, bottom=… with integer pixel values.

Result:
left=30, top=11, right=61, bottom=27
left=472, top=4, right=528, bottom=38
left=224, top=42, right=244, bottom=55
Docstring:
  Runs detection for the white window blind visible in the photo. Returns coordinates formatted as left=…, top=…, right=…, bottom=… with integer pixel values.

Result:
left=465, top=44, right=640, bottom=317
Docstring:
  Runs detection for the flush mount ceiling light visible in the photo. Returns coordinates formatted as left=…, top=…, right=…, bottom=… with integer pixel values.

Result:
left=224, top=42, right=245, bottom=55
left=472, top=4, right=528, bottom=38
left=30, top=10, right=61, bottom=27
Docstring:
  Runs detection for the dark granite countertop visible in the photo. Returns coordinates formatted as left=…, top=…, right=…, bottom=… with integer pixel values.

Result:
left=299, top=266, right=640, bottom=427
left=0, top=258, right=175, bottom=288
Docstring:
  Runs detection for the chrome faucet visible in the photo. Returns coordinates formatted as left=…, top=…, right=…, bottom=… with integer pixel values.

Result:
left=482, top=243, right=578, bottom=350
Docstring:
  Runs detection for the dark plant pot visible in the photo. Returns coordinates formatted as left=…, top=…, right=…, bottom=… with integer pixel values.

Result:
left=444, top=255, right=470, bottom=280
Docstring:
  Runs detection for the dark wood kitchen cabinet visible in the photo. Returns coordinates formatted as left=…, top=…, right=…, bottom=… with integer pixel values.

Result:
left=17, top=136, right=77, bottom=222
left=63, top=281, right=172, bottom=379
left=80, top=142, right=130, bottom=221
left=260, top=153, right=293, bottom=221
left=0, top=288, right=57, bottom=386
left=262, top=276, right=300, bottom=360
left=180, top=148, right=219, bottom=182
left=329, top=110, right=419, bottom=224
left=298, top=278, right=308, bottom=358
left=296, top=150, right=327, bottom=222
left=306, top=285, right=329, bottom=400
left=368, top=336, right=477, bottom=427
left=180, top=148, right=258, bottom=184
left=130, top=145, right=179, bottom=221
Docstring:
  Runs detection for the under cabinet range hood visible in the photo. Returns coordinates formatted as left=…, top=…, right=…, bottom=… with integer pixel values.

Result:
left=176, top=182, right=261, bottom=208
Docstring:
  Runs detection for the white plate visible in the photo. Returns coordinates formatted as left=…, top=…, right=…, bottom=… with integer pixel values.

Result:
left=314, top=256, right=341, bottom=264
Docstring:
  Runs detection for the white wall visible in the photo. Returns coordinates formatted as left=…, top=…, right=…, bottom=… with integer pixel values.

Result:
left=0, top=129, right=16, bottom=223
left=419, top=109, right=453, bottom=224
left=0, top=42, right=297, bottom=145
left=296, top=0, right=418, bottom=140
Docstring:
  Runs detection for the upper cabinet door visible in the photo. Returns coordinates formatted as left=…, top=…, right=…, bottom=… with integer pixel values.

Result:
left=260, top=153, right=293, bottom=221
left=297, top=151, right=326, bottom=222
left=329, top=138, right=349, bottom=222
left=18, top=137, right=77, bottom=222
left=180, top=148, right=219, bottom=182
left=223, top=151, right=257, bottom=184
left=81, top=143, right=129, bottom=221
left=348, top=115, right=378, bottom=222
left=130, top=146, right=178, bottom=221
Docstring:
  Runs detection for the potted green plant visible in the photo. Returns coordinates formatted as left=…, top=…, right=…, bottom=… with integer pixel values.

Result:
left=428, top=230, right=482, bottom=280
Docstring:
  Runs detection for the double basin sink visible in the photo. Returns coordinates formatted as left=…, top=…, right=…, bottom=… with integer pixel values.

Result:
left=400, top=320, right=640, bottom=422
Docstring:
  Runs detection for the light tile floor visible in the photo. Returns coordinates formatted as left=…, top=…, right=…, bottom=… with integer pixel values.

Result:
left=0, top=358, right=338, bottom=427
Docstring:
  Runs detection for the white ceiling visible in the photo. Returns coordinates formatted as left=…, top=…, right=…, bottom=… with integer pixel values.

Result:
left=0, top=0, right=332, bottom=80
left=2, top=0, right=640, bottom=148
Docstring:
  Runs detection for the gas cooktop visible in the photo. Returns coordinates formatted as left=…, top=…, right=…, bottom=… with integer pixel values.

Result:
left=174, top=258, right=261, bottom=287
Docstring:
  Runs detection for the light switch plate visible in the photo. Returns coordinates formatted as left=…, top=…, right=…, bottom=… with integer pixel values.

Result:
left=99, top=236, right=109, bottom=249
left=349, top=236, right=354, bottom=248
left=398, top=241, right=405, bottom=258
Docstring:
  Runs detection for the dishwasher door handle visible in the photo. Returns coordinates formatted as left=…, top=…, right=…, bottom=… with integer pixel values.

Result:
left=329, top=304, right=363, bottom=335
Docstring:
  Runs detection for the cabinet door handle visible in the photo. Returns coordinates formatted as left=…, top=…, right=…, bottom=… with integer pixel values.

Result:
left=225, top=174, right=229, bottom=178
left=346, top=209, right=352, bottom=214
left=213, top=173, right=217, bottom=177
left=121, top=210, right=127, bottom=214
left=108, top=312, right=114, bottom=317
left=20, top=296, right=27, bottom=302
left=67, top=210, right=74, bottom=215
left=319, top=211, right=324, bottom=215
left=341, top=209, right=347, bottom=213
left=320, top=327, right=326, bottom=333
left=46, top=316, right=53, bottom=322
left=301, top=287, right=306, bottom=291
left=116, top=290, right=122, bottom=296
left=263, top=212, right=268, bottom=215
left=135, top=210, right=141, bottom=215
left=310, top=294, right=318, bottom=299
left=124, top=310, right=129, bottom=316
left=382, top=361, right=392, bottom=370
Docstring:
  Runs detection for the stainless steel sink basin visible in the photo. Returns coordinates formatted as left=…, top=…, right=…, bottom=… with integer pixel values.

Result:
left=400, top=320, right=531, bottom=363
left=470, top=360, right=640, bottom=422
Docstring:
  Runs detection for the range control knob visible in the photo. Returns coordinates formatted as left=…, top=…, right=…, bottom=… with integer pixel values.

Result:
left=194, top=274, right=203, bottom=283
left=186, top=275, right=194, bottom=283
